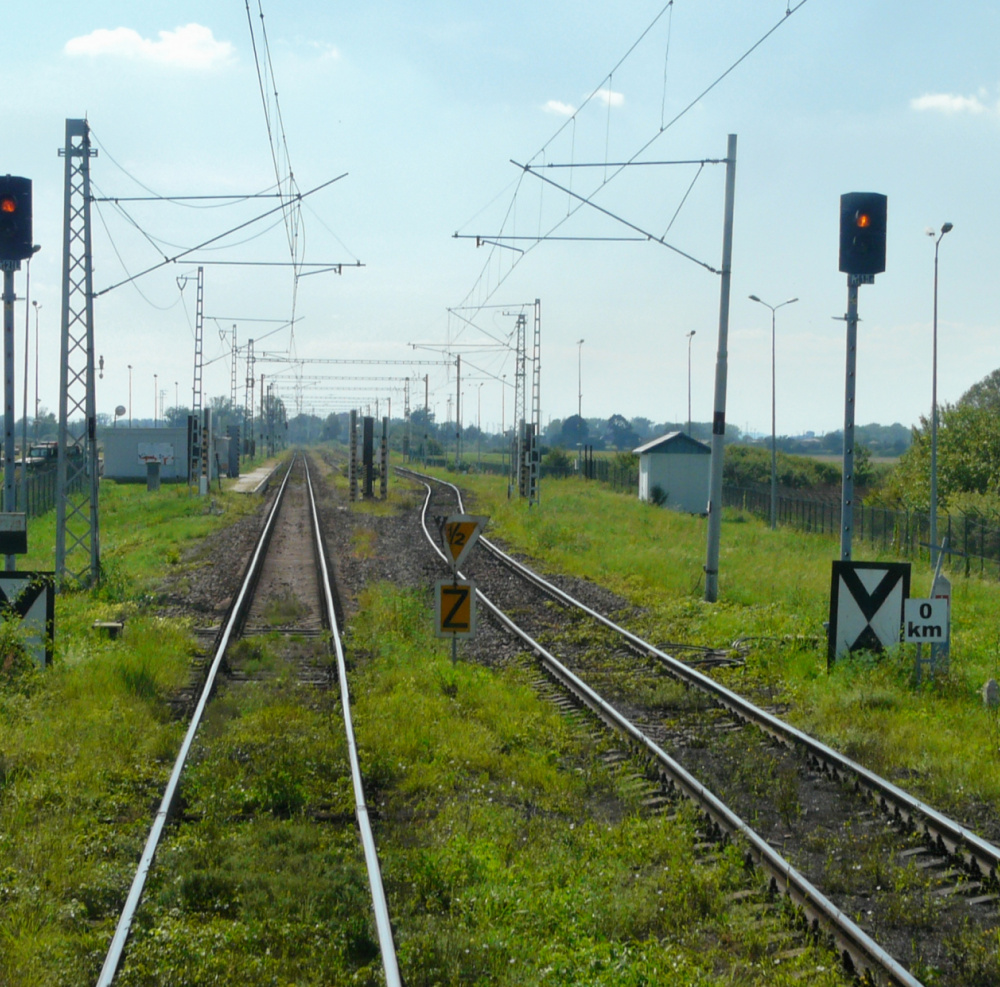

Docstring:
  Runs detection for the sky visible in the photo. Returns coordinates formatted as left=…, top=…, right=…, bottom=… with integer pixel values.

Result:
left=4, top=1, right=1000, bottom=440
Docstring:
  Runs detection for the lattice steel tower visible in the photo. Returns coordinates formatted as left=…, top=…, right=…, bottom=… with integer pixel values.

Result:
left=531, top=298, right=541, bottom=436
left=189, top=266, right=204, bottom=485
left=510, top=312, right=526, bottom=491
left=56, top=118, right=100, bottom=586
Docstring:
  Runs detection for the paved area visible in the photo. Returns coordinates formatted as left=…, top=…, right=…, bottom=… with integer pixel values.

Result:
left=228, top=462, right=277, bottom=494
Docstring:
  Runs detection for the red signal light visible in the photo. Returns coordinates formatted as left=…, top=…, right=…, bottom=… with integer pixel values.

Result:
left=0, top=196, right=15, bottom=215
left=855, top=211, right=871, bottom=229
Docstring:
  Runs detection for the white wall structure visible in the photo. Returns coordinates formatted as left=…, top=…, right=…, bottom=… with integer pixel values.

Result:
left=103, top=427, right=190, bottom=481
left=634, top=431, right=711, bottom=514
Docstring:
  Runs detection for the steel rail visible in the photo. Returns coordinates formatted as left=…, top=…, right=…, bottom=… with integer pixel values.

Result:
left=97, top=457, right=296, bottom=987
left=411, top=472, right=927, bottom=987
left=304, top=456, right=402, bottom=987
left=408, top=469, right=1000, bottom=888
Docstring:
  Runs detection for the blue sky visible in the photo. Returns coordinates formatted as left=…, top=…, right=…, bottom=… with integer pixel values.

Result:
left=4, top=1, right=1000, bottom=437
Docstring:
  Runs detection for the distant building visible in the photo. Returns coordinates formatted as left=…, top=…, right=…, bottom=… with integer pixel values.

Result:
left=103, top=427, right=190, bottom=481
left=634, top=431, right=711, bottom=513
left=103, top=427, right=229, bottom=482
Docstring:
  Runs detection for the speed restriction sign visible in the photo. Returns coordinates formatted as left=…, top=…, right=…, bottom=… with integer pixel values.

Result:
left=435, top=580, right=477, bottom=638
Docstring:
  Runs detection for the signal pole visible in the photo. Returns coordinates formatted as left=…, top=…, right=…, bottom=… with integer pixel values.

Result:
left=837, top=192, right=887, bottom=561
left=840, top=281, right=859, bottom=560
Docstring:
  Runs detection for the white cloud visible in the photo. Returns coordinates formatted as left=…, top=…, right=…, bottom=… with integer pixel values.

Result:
left=65, top=24, right=234, bottom=70
left=307, top=40, right=341, bottom=60
left=910, top=91, right=990, bottom=115
left=543, top=99, right=576, bottom=116
left=594, top=88, right=625, bottom=108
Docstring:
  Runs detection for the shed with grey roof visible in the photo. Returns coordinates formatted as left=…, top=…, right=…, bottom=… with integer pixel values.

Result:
left=633, top=431, right=710, bottom=513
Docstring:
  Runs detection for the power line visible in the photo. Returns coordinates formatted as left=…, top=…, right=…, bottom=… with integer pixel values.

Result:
left=453, top=0, right=811, bottom=314
left=95, top=173, right=347, bottom=296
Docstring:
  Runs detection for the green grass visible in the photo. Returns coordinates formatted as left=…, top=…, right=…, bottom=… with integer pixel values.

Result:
left=0, top=478, right=267, bottom=986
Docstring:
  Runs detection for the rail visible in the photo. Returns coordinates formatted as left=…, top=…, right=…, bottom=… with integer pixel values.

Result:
left=406, top=468, right=1000, bottom=985
left=96, top=457, right=295, bottom=986
left=97, top=456, right=402, bottom=986
left=303, top=455, right=402, bottom=987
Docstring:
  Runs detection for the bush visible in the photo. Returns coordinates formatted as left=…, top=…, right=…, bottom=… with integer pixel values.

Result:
left=544, top=447, right=574, bottom=478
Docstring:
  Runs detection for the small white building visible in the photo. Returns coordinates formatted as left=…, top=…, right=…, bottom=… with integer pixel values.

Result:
left=634, top=431, right=711, bottom=513
left=103, top=427, right=190, bottom=482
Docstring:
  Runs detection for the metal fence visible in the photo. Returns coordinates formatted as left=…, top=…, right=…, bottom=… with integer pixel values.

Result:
left=0, top=467, right=84, bottom=517
left=724, top=483, right=1000, bottom=578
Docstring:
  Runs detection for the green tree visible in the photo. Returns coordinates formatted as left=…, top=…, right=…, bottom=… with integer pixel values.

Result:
left=959, top=368, right=1000, bottom=411
left=604, top=413, right=638, bottom=451
left=559, top=414, right=589, bottom=448
left=876, top=403, right=1000, bottom=511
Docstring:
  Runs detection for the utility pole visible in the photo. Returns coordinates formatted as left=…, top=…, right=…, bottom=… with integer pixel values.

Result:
left=703, top=134, right=738, bottom=603
left=455, top=353, right=461, bottom=464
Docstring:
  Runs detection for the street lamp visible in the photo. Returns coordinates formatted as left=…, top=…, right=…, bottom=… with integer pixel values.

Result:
left=576, top=338, right=585, bottom=419
left=32, top=302, right=40, bottom=440
left=686, top=331, right=696, bottom=434
left=153, top=373, right=158, bottom=427
left=127, top=364, right=133, bottom=428
left=477, top=381, right=484, bottom=465
left=928, top=221, right=953, bottom=568
left=749, top=294, right=798, bottom=530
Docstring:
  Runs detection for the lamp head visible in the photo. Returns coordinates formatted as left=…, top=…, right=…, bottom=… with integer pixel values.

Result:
left=749, top=294, right=761, bottom=302
left=941, top=222, right=954, bottom=234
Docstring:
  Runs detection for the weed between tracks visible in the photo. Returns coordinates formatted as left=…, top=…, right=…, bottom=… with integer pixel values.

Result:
left=338, top=582, right=851, bottom=986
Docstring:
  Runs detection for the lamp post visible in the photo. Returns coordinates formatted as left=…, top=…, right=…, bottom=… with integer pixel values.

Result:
left=686, top=330, right=696, bottom=434
left=576, top=338, right=585, bottom=420
left=928, top=221, right=953, bottom=568
left=153, top=373, right=158, bottom=427
left=477, top=382, right=483, bottom=465
left=749, top=294, right=798, bottom=530
left=31, top=301, right=40, bottom=442
left=501, top=374, right=506, bottom=468
left=127, top=364, right=132, bottom=428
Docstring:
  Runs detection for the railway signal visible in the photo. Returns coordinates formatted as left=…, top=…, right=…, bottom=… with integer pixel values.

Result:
left=839, top=191, right=887, bottom=277
left=836, top=191, right=887, bottom=562
left=0, top=175, right=33, bottom=263
left=1, top=175, right=38, bottom=572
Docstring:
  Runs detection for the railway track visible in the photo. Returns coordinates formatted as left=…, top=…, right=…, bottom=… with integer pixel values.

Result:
left=406, top=468, right=1000, bottom=987
left=96, top=454, right=401, bottom=987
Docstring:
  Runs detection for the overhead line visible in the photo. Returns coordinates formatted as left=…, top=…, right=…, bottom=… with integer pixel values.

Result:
left=95, top=174, right=348, bottom=297
left=512, top=160, right=719, bottom=274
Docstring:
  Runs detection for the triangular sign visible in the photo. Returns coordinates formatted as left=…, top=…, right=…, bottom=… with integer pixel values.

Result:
left=443, top=515, right=487, bottom=571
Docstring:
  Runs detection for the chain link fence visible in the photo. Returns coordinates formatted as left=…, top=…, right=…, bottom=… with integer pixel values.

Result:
left=724, top=484, right=1000, bottom=578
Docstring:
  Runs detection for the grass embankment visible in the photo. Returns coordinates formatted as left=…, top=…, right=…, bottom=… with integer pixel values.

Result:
left=0, top=479, right=260, bottom=986
left=450, top=470, right=1000, bottom=816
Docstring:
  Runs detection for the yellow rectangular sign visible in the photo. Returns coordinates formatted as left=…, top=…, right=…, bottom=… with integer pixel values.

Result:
left=435, top=579, right=476, bottom=638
